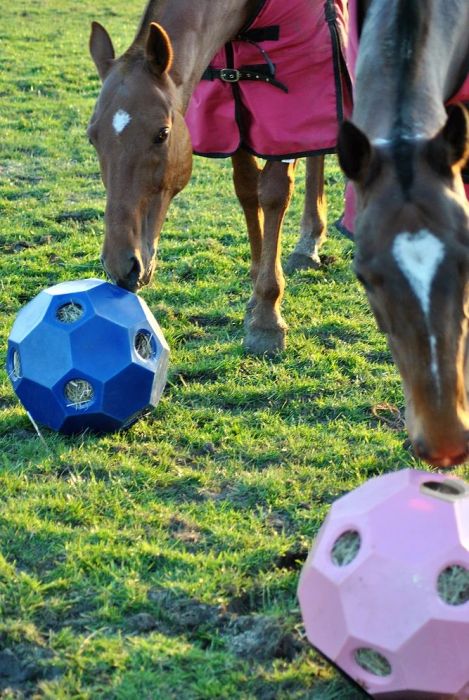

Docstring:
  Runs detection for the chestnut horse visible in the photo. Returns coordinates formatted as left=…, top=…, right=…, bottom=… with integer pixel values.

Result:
left=339, top=0, right=469, bottom=467
left=88, top=0, right=333, bottom=356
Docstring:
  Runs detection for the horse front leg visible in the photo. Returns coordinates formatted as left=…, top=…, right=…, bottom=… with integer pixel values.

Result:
left=284, top=155, right=327, bottom=273
left=231, top=149, right=263, bottom=295
left=244, top=159, right=296, bottom=355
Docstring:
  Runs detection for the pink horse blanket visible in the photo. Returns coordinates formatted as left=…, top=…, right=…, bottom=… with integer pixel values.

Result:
left=185, top=0, right=352, bottom=159
left=339, top=0, right=469, bottom=236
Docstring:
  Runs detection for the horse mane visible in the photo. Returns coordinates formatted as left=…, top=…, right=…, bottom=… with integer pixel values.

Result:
left=393, top=0, right=430, bottom=136
left=391, top=0, right=431, bottom=195
left=132, top=0, right=169, bottom=46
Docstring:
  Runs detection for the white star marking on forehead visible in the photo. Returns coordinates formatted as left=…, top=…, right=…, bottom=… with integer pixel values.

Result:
left=112, top=109, right=131, bottom=135
left=392, top=230, right=445, bottom=318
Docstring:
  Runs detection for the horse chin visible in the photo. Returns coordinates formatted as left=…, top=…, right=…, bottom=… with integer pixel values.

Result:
left=403, top=390, right=469, bottom=468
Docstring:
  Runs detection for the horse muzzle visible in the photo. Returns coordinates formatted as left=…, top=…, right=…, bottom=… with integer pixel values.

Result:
left=412, top=434, right=469, bottom=468
left=101, top=249, right=155, bottom=292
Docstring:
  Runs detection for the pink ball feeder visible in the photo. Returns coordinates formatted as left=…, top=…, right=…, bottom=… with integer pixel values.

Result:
left=298, top=469, right=469, bottom=699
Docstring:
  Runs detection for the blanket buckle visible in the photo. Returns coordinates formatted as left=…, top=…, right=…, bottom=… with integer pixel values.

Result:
left=220, top=68, right=240, bottom=83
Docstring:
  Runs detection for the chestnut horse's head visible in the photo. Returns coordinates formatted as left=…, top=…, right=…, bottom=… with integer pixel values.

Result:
left=339, top=104, right=469, bottom=468
left=88, top=22, right=192, bottom=290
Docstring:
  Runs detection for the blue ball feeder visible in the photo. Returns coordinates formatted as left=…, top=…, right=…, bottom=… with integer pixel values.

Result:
left=6, top=278, right=170, bottom=435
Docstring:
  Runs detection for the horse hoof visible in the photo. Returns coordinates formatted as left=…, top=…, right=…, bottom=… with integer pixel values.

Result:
left=244, top=327, right=286, bottom=356
left=284, top=251, right=321, bottom=274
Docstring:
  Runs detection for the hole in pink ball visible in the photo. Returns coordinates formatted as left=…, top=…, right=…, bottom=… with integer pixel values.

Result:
left=421, top=479, right=467, bottom=500
left=354, top=648, right=392, bottom=677
left=331, top=530, right=361, bottom=566
left=437, top=565, right=469, bottom=606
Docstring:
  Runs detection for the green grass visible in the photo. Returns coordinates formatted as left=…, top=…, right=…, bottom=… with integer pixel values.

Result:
left=1, top=2, right=467, bottom=698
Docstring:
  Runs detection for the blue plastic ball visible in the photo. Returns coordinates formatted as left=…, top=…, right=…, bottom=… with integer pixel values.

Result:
left=6, top=279, right=169, bottom=434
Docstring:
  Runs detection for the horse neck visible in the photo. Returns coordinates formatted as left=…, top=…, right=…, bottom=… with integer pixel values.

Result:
left=132, top=0, right=259, bottom=111
left=354, top=0, right=469, bottom=140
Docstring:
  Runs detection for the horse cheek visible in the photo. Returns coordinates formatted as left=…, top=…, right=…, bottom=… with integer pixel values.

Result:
left=167, top=132, right=193, bottom=195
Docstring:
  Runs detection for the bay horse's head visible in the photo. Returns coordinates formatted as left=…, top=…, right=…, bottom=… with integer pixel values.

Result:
left=338, top=104, right=469, bottom=468
left=88, top=22, right=192, bottom=290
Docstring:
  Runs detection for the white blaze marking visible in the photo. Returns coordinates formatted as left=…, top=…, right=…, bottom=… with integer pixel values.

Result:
left=392, top=230, right=445, bottom=390
left=429, top=335, right=440, bottom=394
left=112, top=109, right=131, bottom=135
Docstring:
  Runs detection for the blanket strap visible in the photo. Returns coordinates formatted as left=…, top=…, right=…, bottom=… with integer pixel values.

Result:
left=201, top=24, right=288, bottom=93
left=463, top=102, right=469, bottom=185
left=202, top=63, right=288, bottom=93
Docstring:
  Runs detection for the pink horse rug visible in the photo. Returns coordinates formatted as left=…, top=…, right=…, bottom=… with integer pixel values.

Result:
left=185, top=0, right=352, bottom=160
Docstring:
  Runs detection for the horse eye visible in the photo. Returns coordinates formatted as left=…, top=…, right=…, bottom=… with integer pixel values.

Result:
left=153, top=127, right=170, bottom=145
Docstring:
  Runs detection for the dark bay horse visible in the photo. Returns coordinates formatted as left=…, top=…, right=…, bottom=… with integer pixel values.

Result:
left=88, top=0, right=332, bottom=356
left=339, top=0, right=469, bottom=467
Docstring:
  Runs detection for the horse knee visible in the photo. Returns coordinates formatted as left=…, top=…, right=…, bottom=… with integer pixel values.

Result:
left=259, top=163, right=295, bottom=213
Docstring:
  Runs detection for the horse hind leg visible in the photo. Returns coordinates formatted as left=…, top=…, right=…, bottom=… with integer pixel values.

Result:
left=244, top=159, right=296, bottom=355
left=284, top=155, right=327, bottom=273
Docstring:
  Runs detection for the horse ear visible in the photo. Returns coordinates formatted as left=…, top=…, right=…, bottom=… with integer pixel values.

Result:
left=440, top=103, right=469, bottom=167
left=145, top=23, right=173, bottom=76
left=89, top=21, right=115, bottom=81
left=425, top=104, right=469, bottom=177
left=337, top=120, right=372, bottom=181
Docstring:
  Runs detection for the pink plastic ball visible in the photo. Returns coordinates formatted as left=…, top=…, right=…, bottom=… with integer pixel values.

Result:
left=298, top=469, right=469, bottom=698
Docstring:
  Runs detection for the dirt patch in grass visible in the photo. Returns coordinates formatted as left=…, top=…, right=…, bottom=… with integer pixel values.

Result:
left=167, top=516, right=204, bottom=550
left=223, top=615, right=303, bottom=662
left=0, top=645, right=61, bottom=695
left=147, top=587, right=224, bottom=635
left=273, top=546, right=309, bottom=571
left=145, top=587, right=305, bottom=661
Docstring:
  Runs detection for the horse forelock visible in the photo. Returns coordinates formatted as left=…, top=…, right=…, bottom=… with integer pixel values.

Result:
left=391, top=137, right=417, bottom=198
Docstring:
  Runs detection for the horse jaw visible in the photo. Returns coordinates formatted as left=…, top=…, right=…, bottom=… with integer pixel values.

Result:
left=402, top=327, right=469, bottom=468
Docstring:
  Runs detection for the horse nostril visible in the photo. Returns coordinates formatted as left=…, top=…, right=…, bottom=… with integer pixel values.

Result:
left=126, top=255, right=142, bottom=290
left=413, top=438, right=429, bottom=461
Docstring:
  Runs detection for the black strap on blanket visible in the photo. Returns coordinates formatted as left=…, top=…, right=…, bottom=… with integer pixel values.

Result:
left=201, top=63, right=288, bottom=93
left=463, top=103, right=469, bottom=184
left=201, top=23, right=288, bottom=93
left=237, top=26, right=280, bottom=42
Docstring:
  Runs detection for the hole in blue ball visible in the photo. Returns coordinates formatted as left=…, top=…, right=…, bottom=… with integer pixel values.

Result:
left=135, top=330, right=156, bottom=360
left=10, top=350, right=22, bottom=381
left=64, top=379, right=94, bottom=409
left=56, top=302, right=84, bottom=323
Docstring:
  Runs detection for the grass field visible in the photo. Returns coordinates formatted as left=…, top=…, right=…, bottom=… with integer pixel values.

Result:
left=1, top=2, right=468, bottom=698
